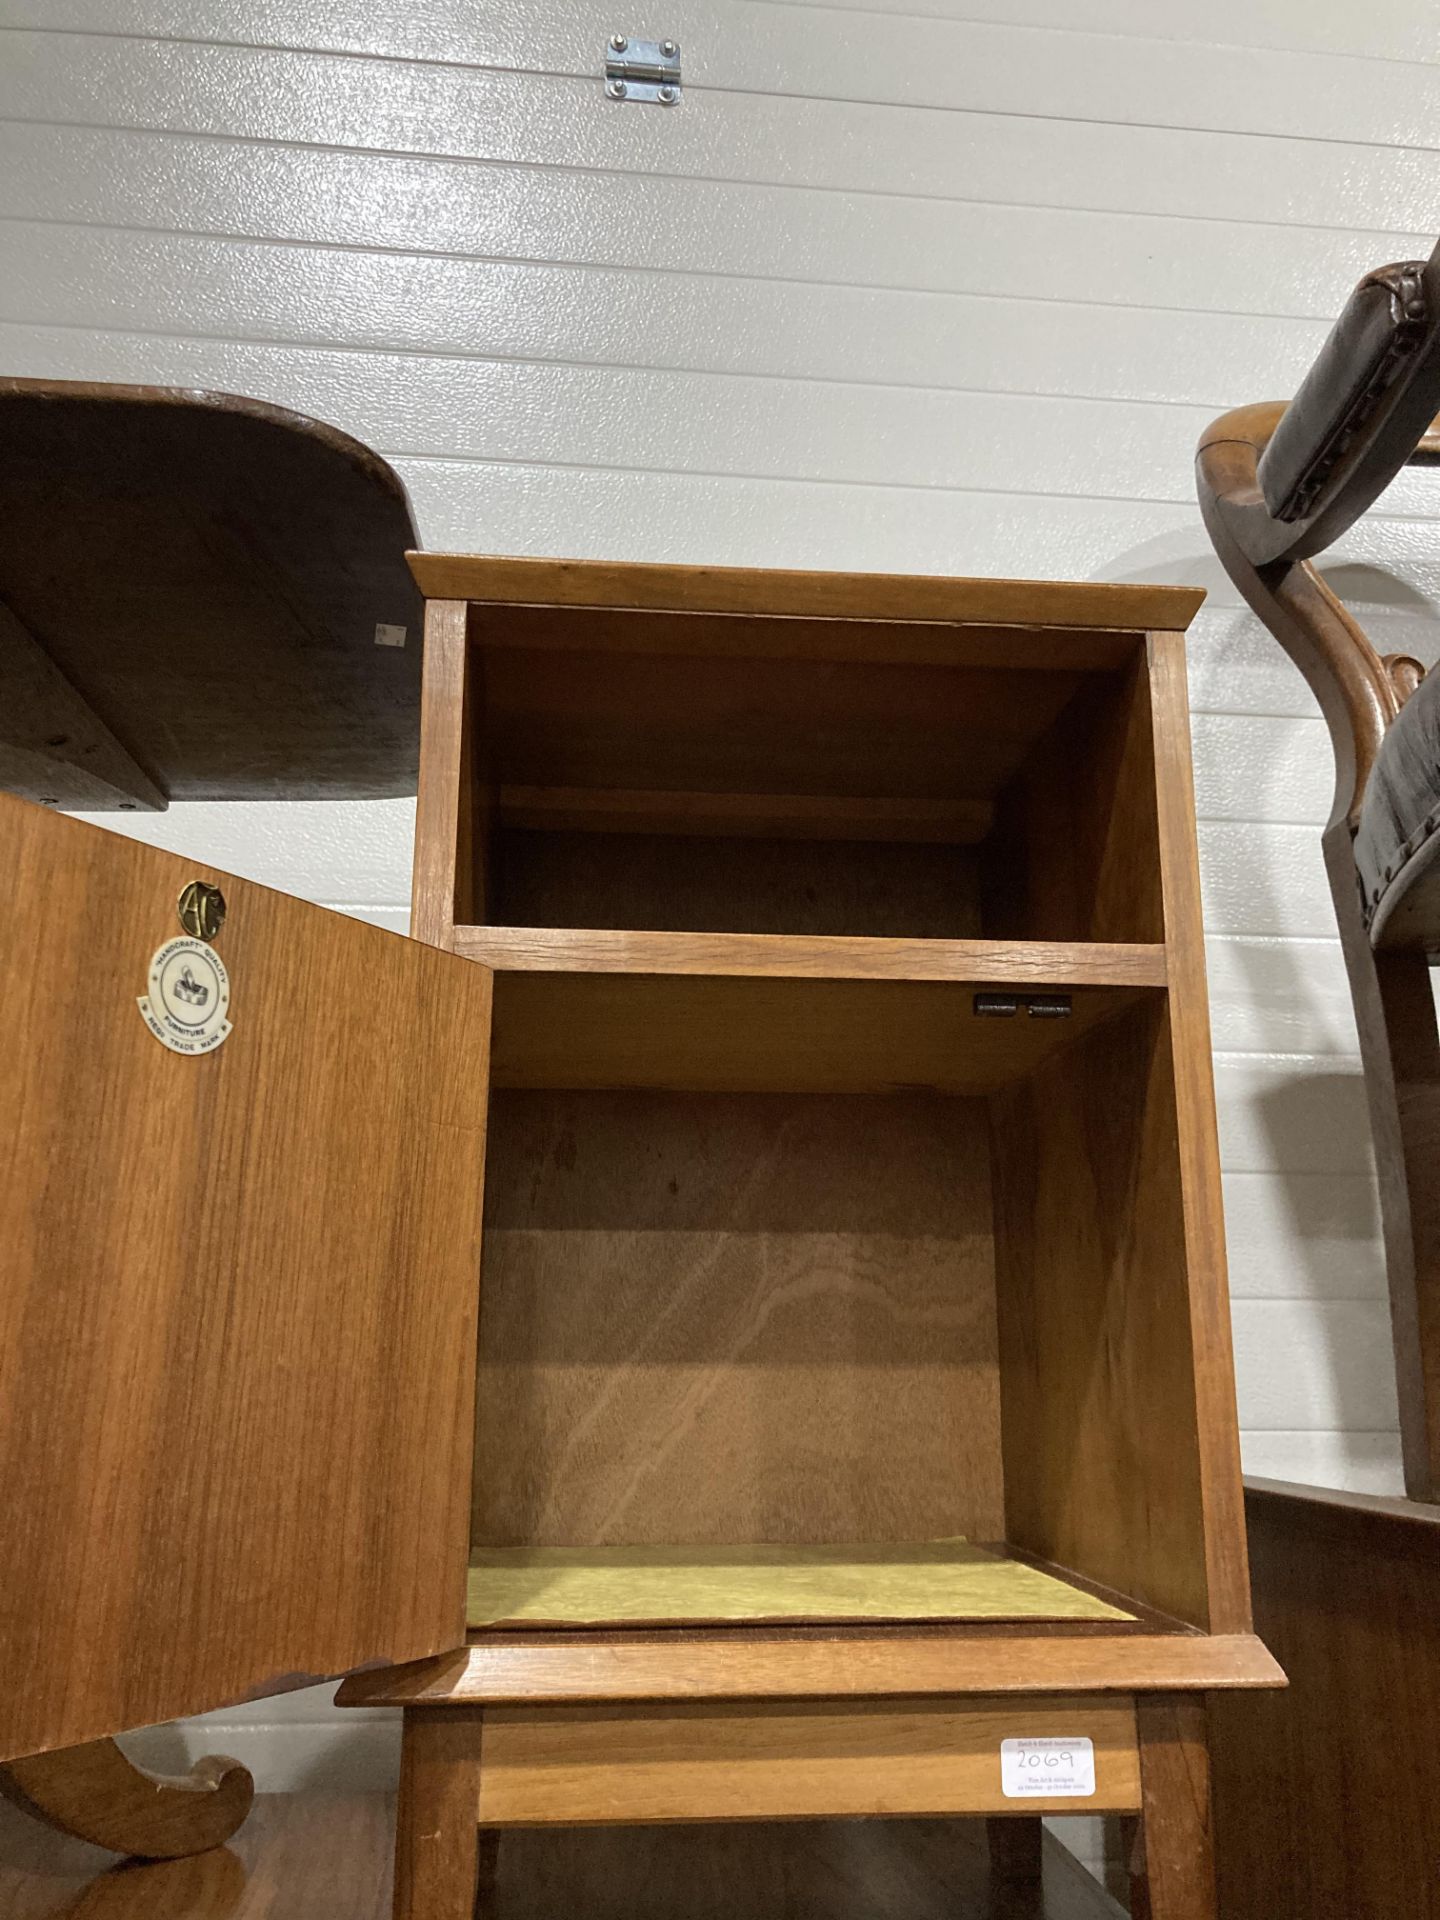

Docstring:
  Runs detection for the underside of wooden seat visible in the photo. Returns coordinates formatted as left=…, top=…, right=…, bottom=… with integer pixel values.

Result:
left=0, top=378, right=424, bottom=809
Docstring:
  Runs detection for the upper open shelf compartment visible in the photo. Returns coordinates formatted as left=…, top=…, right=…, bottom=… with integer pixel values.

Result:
left=428, top=556, right=1203, bottom=953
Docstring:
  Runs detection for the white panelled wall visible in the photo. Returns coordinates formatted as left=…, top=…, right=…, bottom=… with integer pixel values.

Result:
left=2, top=0, right=1438, bottom=1793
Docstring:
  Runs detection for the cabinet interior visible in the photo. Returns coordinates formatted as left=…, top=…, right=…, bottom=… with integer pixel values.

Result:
left=468, top=999, right=1207, bottom=1637
left=451, top=601, right=1210, bottom=1639
left=461, top=607, right=1163, bottom=946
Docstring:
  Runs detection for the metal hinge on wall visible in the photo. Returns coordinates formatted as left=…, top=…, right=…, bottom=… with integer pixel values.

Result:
left=605, top=35, right=681, bottom=104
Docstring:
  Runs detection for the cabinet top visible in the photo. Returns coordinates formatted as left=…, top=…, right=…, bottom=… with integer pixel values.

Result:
left=408, top=552, right=1205, bottom=634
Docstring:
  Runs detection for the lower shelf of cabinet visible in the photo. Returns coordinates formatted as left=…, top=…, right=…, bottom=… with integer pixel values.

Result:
left=465, top=1539, right=1135, bottom=1630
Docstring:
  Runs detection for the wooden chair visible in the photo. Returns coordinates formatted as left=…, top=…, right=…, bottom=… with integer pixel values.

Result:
left=1196, top=239, right=1440, bottom=1917
left=0, top=377, right=423, bottom=1860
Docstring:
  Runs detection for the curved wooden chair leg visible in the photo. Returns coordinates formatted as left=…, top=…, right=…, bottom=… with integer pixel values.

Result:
left=0, top=1737, right=254, bottom=1858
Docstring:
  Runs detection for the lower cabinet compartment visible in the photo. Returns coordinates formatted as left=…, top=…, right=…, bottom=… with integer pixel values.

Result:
left=469, top=994, right=1214, bottom=1636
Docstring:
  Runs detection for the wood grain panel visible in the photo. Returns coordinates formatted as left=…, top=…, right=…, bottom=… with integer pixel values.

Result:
left=458, top=927, right=1167, bottom=987
left=474, top=1090, right=1003, bottom=1547
left=489, top=973, right=1145, bottom=1094
left=420, top=555, right=1199, bottom=633
left=1210, top=1480, right=1440, bottom=1920
left=408, top=597, right=470, bottom=949
left=490, top=830, right=981, bottom=941
left=494, top=787, right=995, bottom=842
left=0, top=794, right=492, bottom=1759
left=1146, top=633, right=1250, bottom=1634
left=472, top=1696, right=1143, bottom=1825
left=336, top=1629, right=1284, bottom=1707
left=992, top=1001, right=1213, bottom=1628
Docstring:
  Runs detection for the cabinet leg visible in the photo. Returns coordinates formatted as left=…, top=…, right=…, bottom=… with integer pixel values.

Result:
left=0, top=1736, right=253, bottom=1859
left=986, top=1816, right=1043, bottom=1881
left=394, top=1708, right=486, bottom=1920
left=1130, top=1696, right=1216, bottom=1920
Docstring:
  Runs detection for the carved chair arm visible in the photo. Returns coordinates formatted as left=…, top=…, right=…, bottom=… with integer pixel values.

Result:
left=1195, top=244, right=1440, bottom=830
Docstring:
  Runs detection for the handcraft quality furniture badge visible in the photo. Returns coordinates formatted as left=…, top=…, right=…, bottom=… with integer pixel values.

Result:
left=138, top=936, right=233, bottom=1055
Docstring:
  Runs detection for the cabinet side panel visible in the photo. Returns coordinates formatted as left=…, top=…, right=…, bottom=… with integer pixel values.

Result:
left=410, top=597, right=481, bottom=948
left=474, top=1090, right=1003, bottom=1548
left=992, top=1001, right=1212, bottom=1626
left=1146, top=633, right=1250, bottom=1634
left=0, top=795, right=491, bottom=1758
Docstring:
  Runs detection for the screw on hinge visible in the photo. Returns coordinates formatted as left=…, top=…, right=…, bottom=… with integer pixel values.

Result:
left=610, top=33, right=628, bottom=50
left=606, top=76, right=628, bottom=96
left=658, top=82, right=677, bottom=102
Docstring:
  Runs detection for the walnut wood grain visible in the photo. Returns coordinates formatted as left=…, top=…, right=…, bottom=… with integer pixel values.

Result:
left=470, top=1697, right=1143, bottom=1824
left=409, top=554, right=1204, bottom=634
left=1144, top=635, right=1250, bottom=1635
left=409, top=598, right=470, bottom=949
left=336, top=1631, right=1282, bottom=1708
left=1210, top=1479, right=1440, bottom=1919
left=494, top=786, right=996, bottom=843
left=489, top=973, right=1147, bottom=1095
left=0, top=793, right=493, bottom=1759
left=0, top=1742, right=253, bottom=1860
left=455, top=927, right=1167, bottom=986
left=393, top=1713, right=486, bottom=1920
left=0, top=379, right=423, bottom=805
left=1130, top=1697, right=1215, bottom=1920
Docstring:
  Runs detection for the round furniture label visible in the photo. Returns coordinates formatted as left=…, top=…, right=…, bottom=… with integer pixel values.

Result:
left=138, top=937, right=233, bottom=1055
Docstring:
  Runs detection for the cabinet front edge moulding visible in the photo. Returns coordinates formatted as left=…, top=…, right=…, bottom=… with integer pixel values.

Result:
left=407, top=553, right=1205, bottom=635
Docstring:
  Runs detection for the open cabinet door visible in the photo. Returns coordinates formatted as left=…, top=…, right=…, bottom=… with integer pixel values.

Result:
left=0, top=794, right=491, bottom=1760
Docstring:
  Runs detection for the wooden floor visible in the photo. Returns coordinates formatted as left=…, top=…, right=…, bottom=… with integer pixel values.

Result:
left=0, top=1792, right=1125, bottom=1918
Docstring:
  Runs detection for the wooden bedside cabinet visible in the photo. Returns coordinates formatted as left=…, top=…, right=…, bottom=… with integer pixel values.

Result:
left=0, top=551, right=1281, bottom=1919
left=335, top=554, right=1279, bottom=1919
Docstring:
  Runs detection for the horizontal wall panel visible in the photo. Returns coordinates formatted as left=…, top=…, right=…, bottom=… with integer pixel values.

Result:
left=73, top=798, right=418, bottom=904
left=1192, top=713, right=1332, bottom=825
left=1198, top=822, right=1335, bottom=939
left=0, top=318, right=1231, bottom=503
left=8, top=319, right=1439, bottom=524
left=1205, top=936, right=1357, bottom=1056
left=1222, top=1170, right=1384, bottom=1302
left=6, top=5, right=1438, bottom=148
left=1214, top=1055, right=1374, bottom=1177
left=1239, top=1430, right=1405, bottom=1497
left=0, top=219, right=1340, bottom=409
left=4, top=34, right=1438, bottom=233
left=1232, top=1299, right=1400, bottom=1433
left=1185, top=604, right=1440, bottom=718
left=739, top=0, right=1440, bottom=68
left=1, top=124, right=1425, bottom=325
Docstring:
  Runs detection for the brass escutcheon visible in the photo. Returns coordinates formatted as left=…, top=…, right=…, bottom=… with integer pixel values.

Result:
left=177, top=880, right=227, bottom=943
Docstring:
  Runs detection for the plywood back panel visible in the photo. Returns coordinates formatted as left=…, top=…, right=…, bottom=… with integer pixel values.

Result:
left=490, top=828, right=980, bottom=938
left=481, top=645, right=1084, bottom=805
left=473, top=1090, right=1003, bottom=1548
